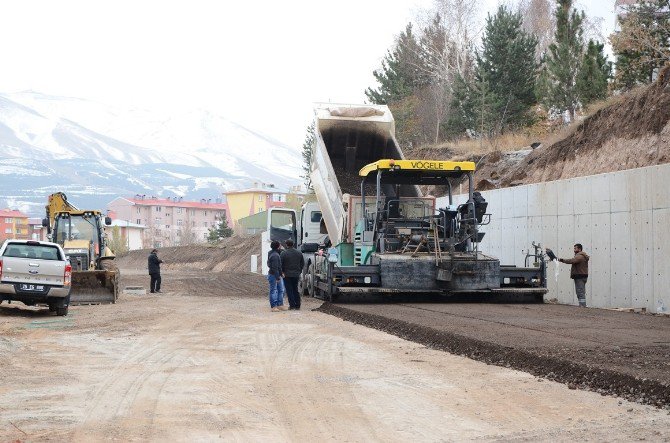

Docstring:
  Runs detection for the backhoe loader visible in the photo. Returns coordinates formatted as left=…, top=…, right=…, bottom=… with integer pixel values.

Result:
left=42, top=192, right=119, bottom=304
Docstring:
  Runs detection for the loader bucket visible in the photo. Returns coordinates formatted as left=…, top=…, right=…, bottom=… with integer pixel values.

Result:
left=69, top=270, right=119, bottom=305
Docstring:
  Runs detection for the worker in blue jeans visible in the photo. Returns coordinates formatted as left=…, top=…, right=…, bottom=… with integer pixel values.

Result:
left=267, top=240, right=287, bottom=311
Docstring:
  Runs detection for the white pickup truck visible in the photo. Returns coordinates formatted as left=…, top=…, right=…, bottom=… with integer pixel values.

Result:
left=0, top=240, right=72, bottom=316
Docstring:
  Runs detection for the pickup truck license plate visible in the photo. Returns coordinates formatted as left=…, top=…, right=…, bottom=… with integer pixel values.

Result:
left=19, top=284, right=45, bottom=292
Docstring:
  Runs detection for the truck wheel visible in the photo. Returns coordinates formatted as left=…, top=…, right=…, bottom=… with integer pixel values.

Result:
left=308, top=264, right=316, bottom=298
left=48, top=303, right=56, bottom=312
left=56, top=299, right=68, bottom=316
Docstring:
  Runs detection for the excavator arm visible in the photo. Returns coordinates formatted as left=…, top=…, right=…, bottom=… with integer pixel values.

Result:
left=43, top=192, right=79, bottom=232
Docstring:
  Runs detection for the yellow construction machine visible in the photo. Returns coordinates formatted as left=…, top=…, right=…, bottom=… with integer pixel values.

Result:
left=42, top=192, right=119, bottom=304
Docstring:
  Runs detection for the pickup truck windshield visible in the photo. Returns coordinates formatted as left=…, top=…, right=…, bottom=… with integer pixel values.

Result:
left=3, top=244, right=62, bottom=260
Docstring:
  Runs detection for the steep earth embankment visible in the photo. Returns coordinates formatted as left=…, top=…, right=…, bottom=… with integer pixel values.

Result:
left=409, top=67, right=670, bottom=191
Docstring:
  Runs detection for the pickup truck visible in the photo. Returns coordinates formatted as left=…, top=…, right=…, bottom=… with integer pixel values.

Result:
left=0, top=240, right=72, bottom=316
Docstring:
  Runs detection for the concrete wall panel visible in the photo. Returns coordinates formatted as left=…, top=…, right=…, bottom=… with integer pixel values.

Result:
left=527, top=184, right=542, bottom=217
left=557, top=215, right=575, bottom=303
left=630, top=210, right=654, bottom=309
left=500, top=188, right=514, bottom=220
left=487, top=189, right=502, bottom=221
left=513, top=217, right=528, bottom=267
left=540, top=181, right=558, bottom=216
left=591, top=174, right=611, bottom=214
left=610, top=212, right=632, bottom=307
left=557, top=179, right=574, bottom=215
left=501, top=218, right=516, bottom=265
left=513, top=186, right=528, bottom=218
left=653, top=208, right=670, bottom=313
left=652, top=165, right=670, bottom=210
left=590, top=213, right=611, bottom=308
left=573, top=175, right=592, bottom=215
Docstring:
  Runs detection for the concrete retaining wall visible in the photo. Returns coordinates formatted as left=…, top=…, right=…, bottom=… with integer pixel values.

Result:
left=438, top=163, right=670, bottom=313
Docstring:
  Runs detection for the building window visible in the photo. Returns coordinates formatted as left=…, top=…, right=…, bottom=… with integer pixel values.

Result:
left=155, top=217, right=160, bottom=225
left=177, top=220, right=183, bottom=226
left=191, top=209, right=196, bottom=216
left=203, top=233, right=208, bottom=239
left=136, top=208, right=141, bottom=214
left=203, top=222, right=208, bottom=227
left=166, top=213, right=170, bottom=217
left=136, top=219, right=141, bottom=224
left=4, top=218, right=12, bottom=223
left=155, top=206, right=162, bottom=212
left=204, top=211, right=207, bottom=216
left=258, top=195, right=263, bottom=202
left=5, top=228, right=12, bottom=234
left=191, top=221, right=195, bottom=227
left=155, top=229, right=161, bottom=235
left=177, top=208, right=182, bottom=214
left=257, top=208, right=263, bottom=213
left=166, top=225, right=170, bottom=229
left=273, top=193, right=284, bottom=202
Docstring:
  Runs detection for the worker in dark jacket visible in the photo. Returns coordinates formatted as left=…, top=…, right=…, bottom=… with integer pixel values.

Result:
left=267, top=241, right=287, bottom=311
left=281, top=239, right=305, bottom=310
left=148, top=249, right=163, bottom=293
left=559, top=243, right=590, bottom=307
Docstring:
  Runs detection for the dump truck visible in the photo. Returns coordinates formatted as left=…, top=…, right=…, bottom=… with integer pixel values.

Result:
left=42, top=192, right=119, bottom=304
left=267, top=103, right=548, bottom=301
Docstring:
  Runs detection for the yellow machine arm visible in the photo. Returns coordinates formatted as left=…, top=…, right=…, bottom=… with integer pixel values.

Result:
left=44, top=192, right=79, bottom=232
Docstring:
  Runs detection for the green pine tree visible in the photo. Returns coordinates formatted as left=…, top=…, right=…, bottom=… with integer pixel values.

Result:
left=207, top=217, right=233, bottom=244
left=365, top=23, right=426, bottom=104
left=576, top=40, right=611, bottom=106
left=545, top=0, right=585, bottom=120
left=450, top=6, right=538, bottom=136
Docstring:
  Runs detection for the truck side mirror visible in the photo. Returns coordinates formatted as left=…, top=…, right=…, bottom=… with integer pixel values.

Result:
left=105, top=216, right=112, bottom=226
left=42, top=218, right=49, bottom=228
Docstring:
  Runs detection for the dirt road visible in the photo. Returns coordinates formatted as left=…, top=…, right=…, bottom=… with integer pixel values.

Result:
left=1, top=269, right=670, bottom=441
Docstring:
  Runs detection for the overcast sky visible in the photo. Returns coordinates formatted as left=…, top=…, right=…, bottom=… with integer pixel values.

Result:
left=0, top=0, right=616, bottom=149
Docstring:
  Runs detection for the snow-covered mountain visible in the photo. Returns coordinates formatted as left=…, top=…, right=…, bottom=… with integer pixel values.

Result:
left=0, top=92, right=303, bottom=216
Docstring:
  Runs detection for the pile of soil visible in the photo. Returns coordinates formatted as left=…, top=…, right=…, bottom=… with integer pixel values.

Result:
left=115, top=235, right=261, bottom=273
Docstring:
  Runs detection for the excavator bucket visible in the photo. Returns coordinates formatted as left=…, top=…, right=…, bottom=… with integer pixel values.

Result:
left=69, top=269, right=119, bottom=305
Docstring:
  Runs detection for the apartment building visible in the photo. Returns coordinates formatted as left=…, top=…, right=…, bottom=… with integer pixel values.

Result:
left=108, top=196, right=229, bottom=248
left=0, top=209, right=30, bottom=243
left=225, top=183, right=303, bottom=227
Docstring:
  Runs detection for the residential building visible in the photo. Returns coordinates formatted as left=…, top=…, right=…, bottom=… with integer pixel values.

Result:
left=0, top=209, right=30, bottom=243
left=28, top=218, right=47, bottom=241
left=225, top=183, right=303, bottom=227
left=107, top=196, right=229, bottom=248
left=108, top=220, right=147, bottom=251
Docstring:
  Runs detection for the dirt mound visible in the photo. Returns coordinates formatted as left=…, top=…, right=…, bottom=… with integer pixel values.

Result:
left=115, top=235, right=261, bottom=273
left=481, top=71, right=670, bottom=188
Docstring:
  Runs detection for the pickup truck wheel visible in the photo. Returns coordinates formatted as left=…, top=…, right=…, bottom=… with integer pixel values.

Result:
left=56, top=306, right=68, bottom=316
left=48, top=303, right=56, bottom=312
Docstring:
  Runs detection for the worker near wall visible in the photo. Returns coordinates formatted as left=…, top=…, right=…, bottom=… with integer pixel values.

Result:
left=148, top=249, right=163, bottom=293
left=558, top=243, right=590, bottom=307
left=280, top=239, right=305, bottom=310
left=267, top=241, right=287, bottom=312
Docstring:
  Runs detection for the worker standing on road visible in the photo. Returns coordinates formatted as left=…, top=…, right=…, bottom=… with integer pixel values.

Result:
left=558, top=243, right=590, bottom=307
left=148, top=249, right=163, bottom=294
left=280, top=239, right=305, bottom=310
left=267, top=241, right=287, bottom=312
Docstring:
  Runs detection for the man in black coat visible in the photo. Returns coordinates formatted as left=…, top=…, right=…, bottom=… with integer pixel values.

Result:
left=148, top=249, right=163, bottom=293
left=280, top=239, right=305, bottom=310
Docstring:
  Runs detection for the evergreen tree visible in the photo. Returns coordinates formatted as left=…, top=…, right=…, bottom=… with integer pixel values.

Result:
left=300, top=123, right=315, bottom=191
left=450, top=6, right=537, bottom=136
left=611, top=0, right=670, bottom=89
left=365, top=24, right=426, bottom=104
left=576, top=40, right=611, bottom=106
left=545, top=0, right=585, bottom=120
left=476, top=5, right=538, bottom=133
left=207, top=218, right=233, bottom=244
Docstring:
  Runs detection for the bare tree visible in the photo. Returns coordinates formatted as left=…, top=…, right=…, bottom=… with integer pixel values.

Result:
left=518, top=0, right=555, bottom=61
left=178, top=220, right=198, bottom=246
